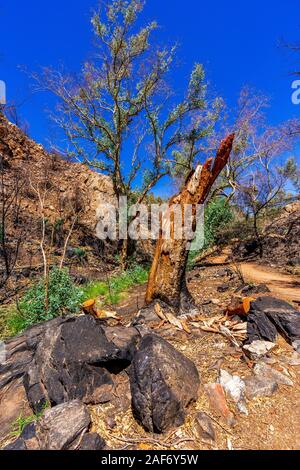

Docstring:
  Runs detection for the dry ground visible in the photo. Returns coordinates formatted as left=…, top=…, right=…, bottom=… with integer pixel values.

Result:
left=90, top=260, right=300, bottom=451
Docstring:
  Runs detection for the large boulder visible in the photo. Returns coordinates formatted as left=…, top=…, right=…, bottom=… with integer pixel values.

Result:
left=0, top=314, right=141, bottom=445
left=0, top=318, right=64, bottom=441
left=24, top=316, right=140, bottom=412
left=36, top=401, right=90, bottom=450
left=130, top=334, right=200, bottom=433
left=246, top=297, right=300, bottom=351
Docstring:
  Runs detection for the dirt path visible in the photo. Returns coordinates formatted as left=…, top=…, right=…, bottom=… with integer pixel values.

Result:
left=206, top=249, right=300, bottom=303
left=239, top=263, right=300, bottom=303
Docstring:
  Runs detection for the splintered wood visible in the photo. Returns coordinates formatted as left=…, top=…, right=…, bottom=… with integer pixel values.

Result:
left=153, top=303, right=247, bottom=344
left=82, top=299, right=121, bottom=321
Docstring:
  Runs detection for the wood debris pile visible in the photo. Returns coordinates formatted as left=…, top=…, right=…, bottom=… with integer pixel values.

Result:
left=153, top=303, right=248, bottom=346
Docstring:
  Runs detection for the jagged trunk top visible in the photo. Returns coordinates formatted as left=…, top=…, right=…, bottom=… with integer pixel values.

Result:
left=145, top=134, right=235, bottom=314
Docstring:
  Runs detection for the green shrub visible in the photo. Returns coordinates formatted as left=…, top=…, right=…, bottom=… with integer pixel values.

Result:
left=6, top=309, right=28, bottom=338
left=203, top=198, right=233, bottom=248
left=14, top=268, right=83, bottom=333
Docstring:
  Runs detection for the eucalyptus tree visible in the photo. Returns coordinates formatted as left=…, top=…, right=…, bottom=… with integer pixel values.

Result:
left=37, top=0, right=220, bottom=267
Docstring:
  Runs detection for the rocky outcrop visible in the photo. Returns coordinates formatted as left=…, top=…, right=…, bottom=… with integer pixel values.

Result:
left=0, top=315, right=141, bottom=441
left=23, top=316, right=140, bottom=412
left=130, top=334, right=200, bottom=433
left=78, top=433, right=106, bottom=451
left=1, top=315, right=202, bottom=445
left=0, top=319, right=60, bottom=440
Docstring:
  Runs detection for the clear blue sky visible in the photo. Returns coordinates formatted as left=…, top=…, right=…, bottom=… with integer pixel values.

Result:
left=0, top=0, right=299, bottom=194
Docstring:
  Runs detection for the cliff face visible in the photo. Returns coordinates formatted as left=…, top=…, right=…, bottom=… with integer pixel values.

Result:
left=0, top=114, right=116, bottom=275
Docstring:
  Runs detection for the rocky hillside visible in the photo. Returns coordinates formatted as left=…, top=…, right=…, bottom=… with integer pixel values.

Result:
left=0, top=114, right=117, bottom=287
left=262, top=201, right=300, bottom=270
left=232, top=200, right=300, bottom=271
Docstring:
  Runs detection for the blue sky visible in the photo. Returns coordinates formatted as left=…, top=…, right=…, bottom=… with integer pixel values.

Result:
left=0, top=0, right=299, bottom=195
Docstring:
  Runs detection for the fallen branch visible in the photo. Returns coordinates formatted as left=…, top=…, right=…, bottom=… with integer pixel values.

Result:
left=112, top=435, right=194, bottom=449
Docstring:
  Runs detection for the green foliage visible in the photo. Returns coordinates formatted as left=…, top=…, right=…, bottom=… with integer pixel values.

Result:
left=1, top=264, right=149, bottom=339
left=188, top=198, right=233, bottom=269
left=73, top=247, right=86, bottom=258
left=0, top=305, right=19, bottom=340
left=279, top=156, right=300, bottom=193
left=6, top=308, right=27, bottom=338
left=203, top=198, right=233, bottom=249
left=11, top=268, right=83, bottom=335
left=81, top=264, right=149, bottom=305
left=73, top=247, right=87, bottom=263
left=10, top=402, right=50, bottom=438
left=81, top=281, right=108, bottom=301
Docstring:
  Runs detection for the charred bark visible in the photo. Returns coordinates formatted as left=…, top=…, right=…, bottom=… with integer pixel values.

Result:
left=145, top=134, right=235, bottom=315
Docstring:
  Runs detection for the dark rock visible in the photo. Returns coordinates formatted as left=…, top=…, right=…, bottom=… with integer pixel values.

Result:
left=4, top=437, right=27, bottom=450
left=130, top=334, right=200, bottom=433
left=0, top=315, right=141, bottom=440
left=78, top=433, right=106, bottom=450
left=36, top=400, right=90, bottom=450
left=217, top=284, right=230, bottom=293
left=20, top=422, right=37, bottom=441
left=66, top=247, right=77, bottom=259
left=24, top=316, right=140, bottom=412
left=244, top=240, right=260, bottom=255
left=103, top=325, right=140, bottom=363
left=20, top=422, right=40, bottom=450
left=71, top=273, right=90, bottom=285
left=3, top=423, right=38, bottom=451
left=246, top=296, right=300, bottom=350
left=240, top=284, right=271, bottom=295
left=246, top=309, right=278, bottom=344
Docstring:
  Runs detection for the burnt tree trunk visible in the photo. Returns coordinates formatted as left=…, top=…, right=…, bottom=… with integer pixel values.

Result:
left=145, top=134, right=235, bottom=315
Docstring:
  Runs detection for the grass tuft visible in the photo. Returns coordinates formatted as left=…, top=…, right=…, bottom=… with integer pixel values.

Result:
left=10, top=402, right=50, bottom=438
left=81, top=264, right=149, bottom=305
